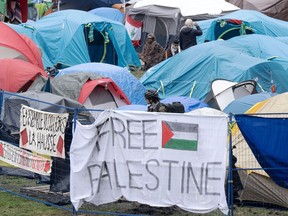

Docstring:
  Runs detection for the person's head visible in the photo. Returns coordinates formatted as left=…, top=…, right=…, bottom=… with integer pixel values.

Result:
left=144, top=89, right=159, bottom=104
left=185, top=19, right=193, bottom=28
left=171, top=39, right=179, bottom=48
left=147, top=33, right=155, bottom=44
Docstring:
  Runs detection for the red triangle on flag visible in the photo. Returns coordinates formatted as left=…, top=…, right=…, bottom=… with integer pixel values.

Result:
left=0, top=143, right=4, bottom=157
left=56, top=136, right=64, bottom=155
left=162, top=122, right=174, bottom=148
left=44, top=160, right=51, bottom=173
left=20, top=128, right=28, bottom=146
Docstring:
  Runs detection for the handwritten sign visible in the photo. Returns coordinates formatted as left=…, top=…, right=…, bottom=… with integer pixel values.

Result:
left=0, top=140, right=52, bottom=175
left=19, top=105, right=68, bottom=159
left=70, top=110, right=229, bottom=214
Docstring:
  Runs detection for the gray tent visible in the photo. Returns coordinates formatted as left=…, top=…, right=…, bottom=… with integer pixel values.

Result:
left=2, top=91, right=94, bottom=131
left=126, top=0, right=239, bottom=49
left=126, top=5, right=181, bottom=49
left=227, top=0, right=288, bottom=21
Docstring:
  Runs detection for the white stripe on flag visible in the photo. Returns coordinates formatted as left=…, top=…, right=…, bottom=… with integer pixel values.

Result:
left=172, top=131, right=198, bottom=141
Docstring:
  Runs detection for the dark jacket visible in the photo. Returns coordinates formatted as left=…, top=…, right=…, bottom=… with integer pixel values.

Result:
left=179, top=25, right=203, bottom=50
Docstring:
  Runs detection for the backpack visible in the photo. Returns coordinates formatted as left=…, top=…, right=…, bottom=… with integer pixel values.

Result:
left=163, top=102, right=185, bottom=113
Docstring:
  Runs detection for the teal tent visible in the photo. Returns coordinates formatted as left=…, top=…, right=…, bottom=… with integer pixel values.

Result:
left=140, top=39, right=288, bottom=101
left=225, top=34, right=288, bottom=71
left=205, top=19, right=255, bottom=41
left=198, top=10, right=288, bottom=43
left=8, top=9, right=140, bottom=69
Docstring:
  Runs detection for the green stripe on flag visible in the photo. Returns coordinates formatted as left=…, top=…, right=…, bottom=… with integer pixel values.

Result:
left=164, top=139, right=198, bottom=151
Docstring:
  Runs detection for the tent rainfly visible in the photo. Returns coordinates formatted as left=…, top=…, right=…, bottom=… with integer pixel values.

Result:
left=205, top=79, right=257, bottom=111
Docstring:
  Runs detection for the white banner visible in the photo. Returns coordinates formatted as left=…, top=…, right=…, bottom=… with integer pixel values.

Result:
left=0, top=140, right=52, bottom=176
left=19, top=105, right=68, bottom=159
left=70, top=110, right=229, bottom=214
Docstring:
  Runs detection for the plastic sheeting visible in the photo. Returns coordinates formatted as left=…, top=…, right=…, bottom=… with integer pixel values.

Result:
left=235, top=114, right=288, bottom=189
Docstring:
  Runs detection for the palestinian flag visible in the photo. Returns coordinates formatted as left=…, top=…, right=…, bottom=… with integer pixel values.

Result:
left=162, top=121, right=198, bottom=151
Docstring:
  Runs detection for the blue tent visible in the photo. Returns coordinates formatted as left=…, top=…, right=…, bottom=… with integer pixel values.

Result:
left=116, top=104, right=147, bottom=111
left=57, top=63, right=146, bottom=105
left=276, top=37, right=288, bottom=45
left=8, top=10, right=140, bottom=69
left=89, top=7, right=124, bottom=23
left=223, top=93, right=275, bottom=114
left=161, top=96, right=208, bottom=113
left=198, top=10, right=288, bottom=43
left=140, top=40, right=288, bottom=101
left=235, top=114, right=288, bottom=189
left=116, top=96, right=208, bottom=112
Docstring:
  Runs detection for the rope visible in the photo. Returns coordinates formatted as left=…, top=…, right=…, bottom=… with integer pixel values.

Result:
left=87, top=23, right=95, bottom=43
left=159, top=81, right=165, bottom=96
left=256, top=82, right=265, bottom=92
left=21, top=24, right=36, bottom=32
left=99, top=30, right=110, bottom=63
left=189, top=81, right=196, bottom=97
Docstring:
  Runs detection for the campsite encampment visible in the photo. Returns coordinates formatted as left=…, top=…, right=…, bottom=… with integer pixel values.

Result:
left=140, top=38, right=288, bottom=100
left=1, top=3, right=288, bottom=216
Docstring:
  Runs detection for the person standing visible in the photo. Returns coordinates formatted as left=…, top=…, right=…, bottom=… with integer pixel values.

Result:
left=140, top=33, right=165, bottom=70
left=179, top=19, right=203, bottom=51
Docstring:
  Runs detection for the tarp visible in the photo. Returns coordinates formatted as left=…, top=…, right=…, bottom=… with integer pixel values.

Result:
left=235, top=114, right=288, bottom=189
left=227, top=0, right=288, bottom=21
left=161, top=96, right=208, bottom=112
left=231, top=92, right=288, bottom=207
left=0, top=58, right=47, bottom=92
left=57, top=63, right=146, bottom=105
left=237, top=169, right=288, bottom=208
left=140, top=39, right=288, bottom=101
left=8, top=9, right=140, bottom=69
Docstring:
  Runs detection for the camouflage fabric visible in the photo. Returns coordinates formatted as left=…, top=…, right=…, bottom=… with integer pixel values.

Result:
left=147, top=102, right=167, bottom=112
left=140, top=40, right=165, bottom=70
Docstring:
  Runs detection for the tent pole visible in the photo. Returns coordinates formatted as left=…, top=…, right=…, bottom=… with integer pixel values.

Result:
left=57, top=0, right=61, bottom=11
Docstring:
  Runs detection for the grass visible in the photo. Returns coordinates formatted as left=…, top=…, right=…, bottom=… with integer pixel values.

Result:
left=1, top=175, right=288, bottom=216
left=0, top=191, right=70, bottom=216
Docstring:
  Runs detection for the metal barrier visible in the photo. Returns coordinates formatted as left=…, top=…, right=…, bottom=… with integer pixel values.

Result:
left=0, top=91, right=287, bottom=216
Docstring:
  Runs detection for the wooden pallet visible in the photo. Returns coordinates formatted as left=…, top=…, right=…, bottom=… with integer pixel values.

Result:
left=20, top=185, right=71, bottom=205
